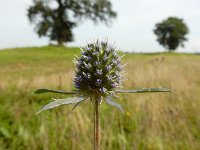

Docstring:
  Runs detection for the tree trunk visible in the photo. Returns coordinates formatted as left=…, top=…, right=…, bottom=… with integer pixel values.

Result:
left=58, top=40, right=64, bottom=46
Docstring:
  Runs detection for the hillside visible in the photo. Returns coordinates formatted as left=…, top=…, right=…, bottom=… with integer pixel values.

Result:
left=0, top=46, right=200, bottom=150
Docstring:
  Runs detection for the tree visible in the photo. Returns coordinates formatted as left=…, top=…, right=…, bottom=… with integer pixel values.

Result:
left=154, top=17, right=189, bottom=52
left=28, top=0, right=116, bottom=45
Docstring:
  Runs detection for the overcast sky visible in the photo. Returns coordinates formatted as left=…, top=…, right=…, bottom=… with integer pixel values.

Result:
left=0, top=0, right=200, bottom=52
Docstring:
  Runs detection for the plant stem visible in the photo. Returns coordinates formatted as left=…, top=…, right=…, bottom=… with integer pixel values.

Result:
left=94, top=94, right=100, bottom=150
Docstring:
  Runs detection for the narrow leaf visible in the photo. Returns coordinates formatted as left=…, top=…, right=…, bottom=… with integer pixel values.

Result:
left=34, top=89, right=76, bottom=95
left=72, top=100, right=85, bottom=110
left=36, top=96, right=87, bottom=114
left=105, top=96, right=124, bottom=114
left=115, top=87, right=171, bottom=93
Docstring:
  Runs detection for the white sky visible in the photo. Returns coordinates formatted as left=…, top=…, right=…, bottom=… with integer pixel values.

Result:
left=0, top=0, right=200, bottom=52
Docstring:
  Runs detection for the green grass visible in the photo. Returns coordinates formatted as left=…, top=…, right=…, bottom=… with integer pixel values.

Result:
left=0, top=46, right=200, bottom=150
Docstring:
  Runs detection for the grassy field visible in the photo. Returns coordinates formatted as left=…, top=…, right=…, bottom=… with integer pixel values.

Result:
left=0, top=46, right=200, bottom=150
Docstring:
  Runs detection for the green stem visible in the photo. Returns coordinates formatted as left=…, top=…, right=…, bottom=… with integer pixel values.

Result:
left=94, top=94, right=100, bottom=150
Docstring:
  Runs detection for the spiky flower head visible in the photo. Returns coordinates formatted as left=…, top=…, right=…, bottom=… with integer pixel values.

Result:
left=74, top=40, right=122, bottom=96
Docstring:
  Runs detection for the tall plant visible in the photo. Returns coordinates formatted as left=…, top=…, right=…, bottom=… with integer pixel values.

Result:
left=34, top=40, right=170, bottom=150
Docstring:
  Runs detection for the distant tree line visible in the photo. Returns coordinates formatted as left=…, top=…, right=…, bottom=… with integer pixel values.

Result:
left=27, top=1, right=189, bottom=52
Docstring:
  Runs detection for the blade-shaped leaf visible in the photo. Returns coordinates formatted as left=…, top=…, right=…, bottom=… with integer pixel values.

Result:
left=72, top=99, right=86, bottom=110
left=34, top=89, right=76, bottom=95
left=36, top=96, right=88, bottom=114
left=105, top=96, right=124, bottom=114
left=115, top=87, right=171, bottom=93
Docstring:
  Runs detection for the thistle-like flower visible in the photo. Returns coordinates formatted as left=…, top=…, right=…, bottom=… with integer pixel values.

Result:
left=74, top=41, right=123, bottom=98
left=34, top=40, right=171, bottom=150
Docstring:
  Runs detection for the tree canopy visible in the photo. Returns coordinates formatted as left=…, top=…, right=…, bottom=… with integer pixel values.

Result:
left=28, top=0, right=116, bottom=45
left=154, top=17, right=189, bottom=51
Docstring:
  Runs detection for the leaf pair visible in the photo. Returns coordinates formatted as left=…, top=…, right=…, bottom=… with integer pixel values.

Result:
left=34, top=88, right=123, bottom=114
left=34, top=87, right=171, bottom=114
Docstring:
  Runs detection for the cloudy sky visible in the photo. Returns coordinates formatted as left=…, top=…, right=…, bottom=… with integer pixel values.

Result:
left=0, top=0, right=200, bottom=52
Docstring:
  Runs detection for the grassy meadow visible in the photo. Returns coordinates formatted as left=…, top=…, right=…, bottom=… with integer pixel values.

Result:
left=0, top=46, right=200, bottom=150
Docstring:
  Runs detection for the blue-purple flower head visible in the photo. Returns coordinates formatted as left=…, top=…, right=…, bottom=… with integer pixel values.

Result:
left=74, top=40, right=123, bottom=95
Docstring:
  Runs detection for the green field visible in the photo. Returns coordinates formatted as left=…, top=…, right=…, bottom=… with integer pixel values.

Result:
left=0, top=46, right=200, bottom=150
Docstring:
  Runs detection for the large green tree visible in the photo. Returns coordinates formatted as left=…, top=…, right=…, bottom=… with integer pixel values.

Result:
left=28, top=0, right=116, bottom=45
left=154, top=17, right=189, bottom=52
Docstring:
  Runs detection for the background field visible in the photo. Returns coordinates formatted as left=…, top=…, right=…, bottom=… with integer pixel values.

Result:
left=0, top=46, right=200, bottom=150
